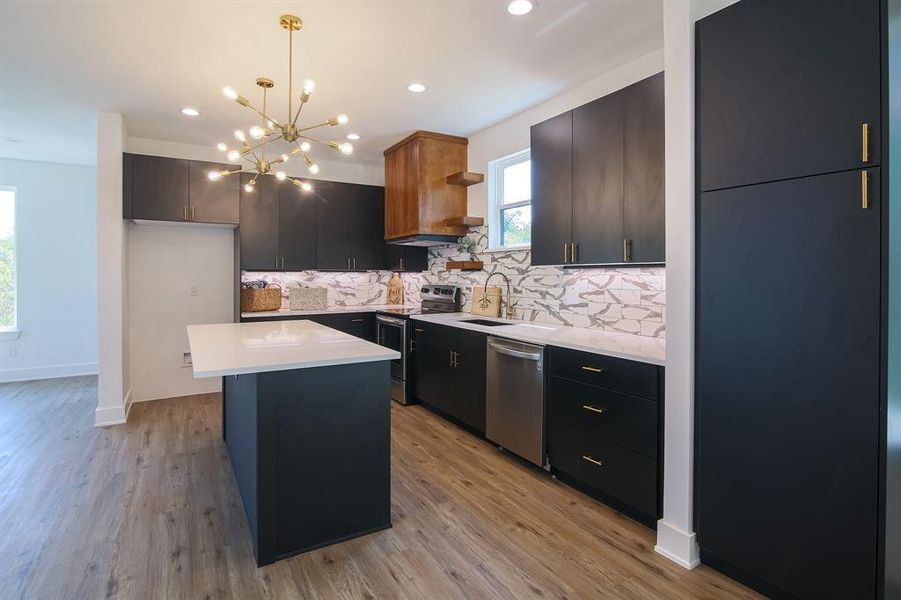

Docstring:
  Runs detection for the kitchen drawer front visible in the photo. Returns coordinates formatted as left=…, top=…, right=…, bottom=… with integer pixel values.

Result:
left=548, top=424, right=657, bottom=519
left=411, top=320, right=456, bottom=348
left=306, top=313, right=373, bottom=330
left=548, top=376, right=657, bottom=458
left=547, top=346, right=658, bottom=401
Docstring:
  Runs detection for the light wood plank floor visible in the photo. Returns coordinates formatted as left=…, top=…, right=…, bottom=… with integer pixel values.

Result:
left=0, top=376, right=760, bottom=599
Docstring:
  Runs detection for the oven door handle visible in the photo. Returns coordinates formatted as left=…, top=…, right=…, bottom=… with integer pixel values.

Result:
left=376, top=315, right=407, bottom=327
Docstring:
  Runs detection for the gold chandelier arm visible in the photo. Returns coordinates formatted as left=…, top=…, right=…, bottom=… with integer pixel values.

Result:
left=297, top=120, right=332, bottom=133
left=291, top=95, right=309, bottom=129
left=299, top=134, right=342, bottom=152
left=239, top=101, right=283, bottom=129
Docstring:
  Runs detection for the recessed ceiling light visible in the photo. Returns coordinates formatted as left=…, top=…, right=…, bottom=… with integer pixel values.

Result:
left=507, top=0, right=535, bottom=16
left=346, top=133, right=361, bottom=140
left=407, top=83, right=426, bottom=93
left=181, top=107, right=200, bottom=117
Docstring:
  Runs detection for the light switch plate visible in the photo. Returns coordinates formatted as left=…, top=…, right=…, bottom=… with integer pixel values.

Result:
left=182, top=352, right=192, bottom=367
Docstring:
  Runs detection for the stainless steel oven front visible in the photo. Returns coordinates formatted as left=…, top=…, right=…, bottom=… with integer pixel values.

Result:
left=375, top=314, right=409, bottom=404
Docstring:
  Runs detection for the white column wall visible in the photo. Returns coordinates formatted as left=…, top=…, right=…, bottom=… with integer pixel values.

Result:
left=95, top=112, right=131, bottom=426
left=656, top=0, right=739, bottom=569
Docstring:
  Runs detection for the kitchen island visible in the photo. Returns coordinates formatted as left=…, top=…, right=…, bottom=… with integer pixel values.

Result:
left=187, top=320, right=400, bottom=567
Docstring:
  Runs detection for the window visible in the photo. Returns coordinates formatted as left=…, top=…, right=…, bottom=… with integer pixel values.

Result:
left=0, top=187, right=16, bottom=331
left=488, top=149, right=531, bottom=249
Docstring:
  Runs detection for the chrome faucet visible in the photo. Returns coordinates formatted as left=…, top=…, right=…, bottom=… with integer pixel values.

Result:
left=481, top=272, right=517, bottom=319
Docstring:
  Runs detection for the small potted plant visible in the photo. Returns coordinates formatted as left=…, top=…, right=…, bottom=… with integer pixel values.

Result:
left=457, top=236, right=476, bottom=261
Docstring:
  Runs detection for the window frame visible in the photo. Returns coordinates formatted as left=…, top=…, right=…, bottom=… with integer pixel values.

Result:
left=487, top=148, right=531, bottom=251
left=0, top=185, right=17, bottom=334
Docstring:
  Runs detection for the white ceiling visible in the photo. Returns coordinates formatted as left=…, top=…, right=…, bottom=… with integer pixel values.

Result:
left=0, top=1, right=662, bottom=168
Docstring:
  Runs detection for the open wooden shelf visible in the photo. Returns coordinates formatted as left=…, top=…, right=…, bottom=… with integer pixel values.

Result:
left=448, top=215, right=485, bottom=228
left=446, top=171, right=485, bottom=186
left=446, top=260, right=483, bottom=271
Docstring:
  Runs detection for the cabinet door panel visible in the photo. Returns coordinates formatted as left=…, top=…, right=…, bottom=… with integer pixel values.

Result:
left=623, top=73, right=665, bottom=264
left=449, top=328, right=487, bottom=433
left=278, top=183, right=316, bottom=271
left=697, top=169, right=880, bottom=600
left=530, top=112, right=573, bottom=266
left=351, top=184, right=385, bottom=270
left=130, top=154, right=190, bottom=222
left=697, top=0, right=881, bottom=191
left=572, top=93, right=623, bottom=264
left=314, top=180, right=353, bottom=270
left=240, top=173, right=280, bottom=271
left=189, top=160, right=239, bottom=224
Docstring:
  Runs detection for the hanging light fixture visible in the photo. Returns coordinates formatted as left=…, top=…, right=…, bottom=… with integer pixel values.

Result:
left=210, top=15, right=352, bottom=191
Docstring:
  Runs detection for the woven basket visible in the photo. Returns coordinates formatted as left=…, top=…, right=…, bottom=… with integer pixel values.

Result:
left=241, top=284, right=282, bottom=312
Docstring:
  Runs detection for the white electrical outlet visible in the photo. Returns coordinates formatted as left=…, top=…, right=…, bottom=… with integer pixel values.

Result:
left=190, top=285, right=200, bottom=297
left=182, top=352, right=192, bottom=367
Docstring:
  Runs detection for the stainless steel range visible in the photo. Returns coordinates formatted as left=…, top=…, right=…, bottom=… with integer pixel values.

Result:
left=375, top=285, right=460, bottom=405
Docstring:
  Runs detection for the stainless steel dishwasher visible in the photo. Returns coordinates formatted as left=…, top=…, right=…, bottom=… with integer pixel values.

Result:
left=486, top=336, right=545, bottom=466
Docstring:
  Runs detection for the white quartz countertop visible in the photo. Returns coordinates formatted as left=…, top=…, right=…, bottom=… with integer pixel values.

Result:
left=187, top=320, right=401, bottom=378
left=411, top=313, right=665, bottom=366
left=241, top=304, right=409, bottom=319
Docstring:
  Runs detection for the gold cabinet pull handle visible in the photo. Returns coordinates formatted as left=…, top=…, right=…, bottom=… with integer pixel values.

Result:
left=861, top=170, right=869, bottom=209
left=581, top=366, right=604, bottom=373
left=862, top=122, right=870, bottom=163
left=582, top=405, right=606, bottom=415
left=184, top=205, right=188, bottom=221
left=351, top=318, right=364, bottom=322
left=413, top=328, right=425, bottom=333
left=571, top=242, right=577, bottom=263
left=191, top=206, right=195, bottom=222
left=564, top=242, right=569, bottom=263
left=582, top=455, right=603, bottom=467
left=449, top=349, right=454, bottom=367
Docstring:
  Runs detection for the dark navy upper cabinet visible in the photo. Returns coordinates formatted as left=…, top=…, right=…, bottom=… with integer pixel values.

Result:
left=530, top=111, right=573, bottom=266
left=697, top=0, right=881, bottom=191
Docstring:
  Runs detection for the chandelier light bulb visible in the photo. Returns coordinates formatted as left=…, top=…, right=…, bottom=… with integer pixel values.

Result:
left=267, top=120, right=275, bottom=128
left=336, top=114, right=349, bottom=125
left=227, top=150, right=241, bottom=162
left=300, top=141, right=311, bottom=152
left=249, top=125, right=265, bottom=139
left=234, top=130, right=246, bottom=142
left=244, top=182, right=255, bottom=193
left=338, top=142, right=354, bottom=155
left=303, top=79, right=316, bottom=94
left=308, top=163, right=320, bottom=175
left=223, top=86, right=238, bottom=100
left=280, top=154, right=290, bottom=163
left=276, top=171, right=287, bottom=181
left=208, top=171, right=221, bottom=181
left=217, top=142, right=228, bottom=152
left=301, top=182, right=312, bottom=192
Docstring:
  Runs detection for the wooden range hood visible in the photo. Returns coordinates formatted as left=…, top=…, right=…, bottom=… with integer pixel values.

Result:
left=383, top=130, right=483, bottom=246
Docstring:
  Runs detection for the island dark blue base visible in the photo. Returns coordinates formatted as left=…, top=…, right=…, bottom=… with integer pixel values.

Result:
left=222, top=360, right=392, bottom=567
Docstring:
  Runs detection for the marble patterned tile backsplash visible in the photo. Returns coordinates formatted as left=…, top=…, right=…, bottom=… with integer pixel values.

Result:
left=242, top=227, right=666, bottom=338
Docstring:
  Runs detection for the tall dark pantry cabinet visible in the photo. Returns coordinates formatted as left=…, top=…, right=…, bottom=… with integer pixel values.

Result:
left=696, top=1, right=899, bottom=599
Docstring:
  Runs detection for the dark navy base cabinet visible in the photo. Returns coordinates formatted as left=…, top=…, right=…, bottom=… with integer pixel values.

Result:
left=222, top=361, right=391, bottom=567
left=546, top=346, right=663, bottom=526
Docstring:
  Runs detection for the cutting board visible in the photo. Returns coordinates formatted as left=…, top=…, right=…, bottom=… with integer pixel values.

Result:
left=471, top=286, right=502, bottom=317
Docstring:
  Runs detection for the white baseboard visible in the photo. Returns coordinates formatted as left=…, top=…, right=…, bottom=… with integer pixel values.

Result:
left=655, top=519, right=700, bottom=569
left=0, top=362, right=99, bottom=383
left=94, top=388, right=133, bottom=427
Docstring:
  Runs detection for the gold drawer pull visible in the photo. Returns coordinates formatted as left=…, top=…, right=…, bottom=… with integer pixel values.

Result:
left=582, top=405, right=605, bottom=415
left=581, top=366, right=604, bottom=373
left=351, top=318, right=365, bottom=322
left=861, top=170, right=869, bottom=209
left=582, top=455, right=603, bottom=467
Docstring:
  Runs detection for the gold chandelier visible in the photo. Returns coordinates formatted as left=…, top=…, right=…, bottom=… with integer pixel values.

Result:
left=209, top=14, right=353, bottom=193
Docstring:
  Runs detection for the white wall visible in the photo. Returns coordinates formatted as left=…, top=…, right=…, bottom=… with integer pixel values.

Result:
left=126, top=137, right=385, bottom=186
left=96, top=112, right=130, bottom=426
left=466, top=48, right=665, bottom=218
left=128, top=224, right=233, bottom=402
left=655, top=0, right=739, bottom=569
left=0, top=158, right=98, bottom=382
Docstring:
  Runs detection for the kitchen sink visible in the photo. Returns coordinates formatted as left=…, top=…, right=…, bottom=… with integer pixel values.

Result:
left=459, top=318, right=515, bottom=327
